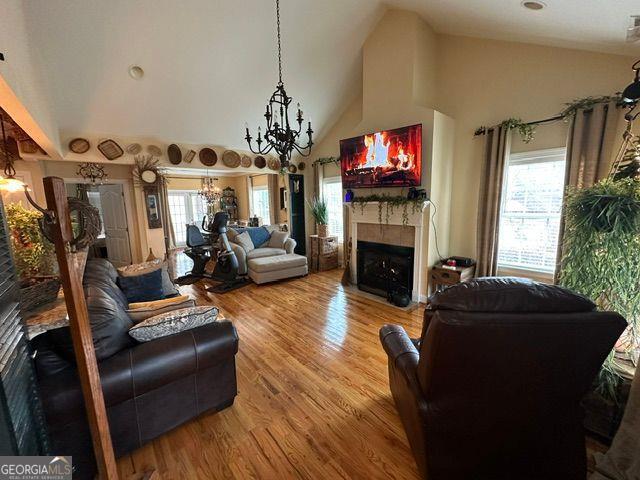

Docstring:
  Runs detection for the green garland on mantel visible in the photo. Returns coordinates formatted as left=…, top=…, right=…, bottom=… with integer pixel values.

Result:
left=312, top=156, right=340, bottom=166
left=350, top=194, right=426, bottom=226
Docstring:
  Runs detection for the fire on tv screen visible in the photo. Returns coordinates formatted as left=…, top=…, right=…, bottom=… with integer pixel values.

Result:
left=340, top=123, right=422, bottom=188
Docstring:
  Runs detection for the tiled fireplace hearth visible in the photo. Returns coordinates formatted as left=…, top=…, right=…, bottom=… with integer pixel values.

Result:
left=349, top=201, right=430, bottom=302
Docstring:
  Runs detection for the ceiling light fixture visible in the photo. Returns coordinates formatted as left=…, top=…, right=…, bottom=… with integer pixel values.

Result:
left=522, top=1, right=546, bottom=11
left=244, top=0, right=313, bottom=169
left=128, top=65, right=144, bottom=80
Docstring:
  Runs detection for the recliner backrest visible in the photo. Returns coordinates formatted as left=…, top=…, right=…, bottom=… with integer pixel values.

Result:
left=416, top=277, right=626, bottom=472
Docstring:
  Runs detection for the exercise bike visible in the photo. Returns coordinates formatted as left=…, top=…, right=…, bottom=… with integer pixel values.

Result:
left=205, top=212, right=249, bottom=293
left=174, top=212, right=248, bottom=293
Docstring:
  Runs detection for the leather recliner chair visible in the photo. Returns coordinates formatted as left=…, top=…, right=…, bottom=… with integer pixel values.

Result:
left=380, top=277, right=626, bottom=480
left=31, top=259, right=239, bottom=479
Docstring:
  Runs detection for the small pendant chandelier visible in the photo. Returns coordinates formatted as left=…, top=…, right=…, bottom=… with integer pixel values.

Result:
left=0, top=113, right=27, bottom=193
left=244, top=0, right=313, bottom=168
left=199, top=174, right=221, bottom=204
left=77, top=162, right=108, bottom=184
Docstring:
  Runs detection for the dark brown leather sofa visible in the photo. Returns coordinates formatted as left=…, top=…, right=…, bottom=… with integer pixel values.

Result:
left=380, top=277, right=626, bottom=480
left=31, top=259, right=238, bottom=479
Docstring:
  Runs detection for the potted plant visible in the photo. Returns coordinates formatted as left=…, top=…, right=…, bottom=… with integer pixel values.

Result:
left=559, top=177, right=640, bottom=440
left=309, top=197, right=329, bottom=237
left=5, top=203, right=60, bottom=312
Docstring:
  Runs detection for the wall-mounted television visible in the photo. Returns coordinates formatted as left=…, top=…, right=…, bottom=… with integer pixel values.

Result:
left=340, top=123, right=422, bottom=189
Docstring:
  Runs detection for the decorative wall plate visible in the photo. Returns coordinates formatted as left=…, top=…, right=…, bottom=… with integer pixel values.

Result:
left=183, top=149, right=196, bottom=163
left=222, top=150, right=241, bottom=168
left=147, top=145, right=162, bottom=157
left=168, top=144, right=182, bottom=165
left=69, top=138, right=90, bottom=154
left=298, top=161, right=305, bottom=171
left=97, top=139, right=123, bottom=160
left=141, top=169, right=158, bottom=184
left=267, top=157, right=281, bottom=171
left=240, top=154, right=252, bottom=168
left=254, top=155, right=266, bottom=169
left=199, top=148, right=217, bottom=166
left=126, top=143, right=142, bottom=155
left=287, top=164, right=297, bottom=173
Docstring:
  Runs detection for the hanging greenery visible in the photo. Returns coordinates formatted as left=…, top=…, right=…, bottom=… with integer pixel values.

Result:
left=558, top=95, right=622, bottom=120
left=5, top=203, right=55, bottom=282
left=559, top=178, right=640, bottom=398
left=350, top=194, right=426, bottom=226
left=312, top=156, right=340, bottom=166
left=499, top=118, right=536, bottom=143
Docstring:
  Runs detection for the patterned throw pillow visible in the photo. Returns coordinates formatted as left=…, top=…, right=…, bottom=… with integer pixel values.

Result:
left=117, top=259, right=162, bottom=277
left=234, top=231, right=255, bottom=253
left=128, top=305, right=219, bottom=342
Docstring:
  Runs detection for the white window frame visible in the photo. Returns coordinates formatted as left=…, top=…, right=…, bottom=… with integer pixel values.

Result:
left=251, top=185, right=271, bottom=225
left=167, top=190, right=207, bottom=246
left=497, top=147, right=566, bottom=281
left=322, top=176, right=344, bottom=242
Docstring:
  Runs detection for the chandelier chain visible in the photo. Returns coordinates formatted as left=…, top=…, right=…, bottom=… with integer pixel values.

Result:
left=276, top=0, right=282, bottom=84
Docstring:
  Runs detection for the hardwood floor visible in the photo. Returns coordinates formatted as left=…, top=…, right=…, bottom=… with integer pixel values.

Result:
left=117, top=268, right=424, bottom=479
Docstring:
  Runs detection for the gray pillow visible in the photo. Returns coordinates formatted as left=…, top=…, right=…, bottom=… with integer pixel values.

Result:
left=128, top=305, right=219, bottom=342
left=268, top=230, right=289, bottom=249
left=235, top=231, right=255, bottom=253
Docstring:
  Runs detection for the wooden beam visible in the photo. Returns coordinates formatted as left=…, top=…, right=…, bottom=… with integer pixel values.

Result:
left=43, top=176, right=119, bottom=480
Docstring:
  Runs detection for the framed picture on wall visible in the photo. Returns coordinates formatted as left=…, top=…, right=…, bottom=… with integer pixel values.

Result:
left=144, top=186, right=163, bottom=229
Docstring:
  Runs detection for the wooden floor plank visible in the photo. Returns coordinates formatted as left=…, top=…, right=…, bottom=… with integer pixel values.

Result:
left=118, top=265, right=422, bottom=479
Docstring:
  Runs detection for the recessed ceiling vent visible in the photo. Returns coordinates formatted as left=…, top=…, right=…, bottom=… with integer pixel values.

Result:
left=627, top=16, right=640, bottom=43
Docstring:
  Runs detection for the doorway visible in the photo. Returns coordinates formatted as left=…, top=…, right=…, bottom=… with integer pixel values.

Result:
left=67, top=183, right=133, bottom=267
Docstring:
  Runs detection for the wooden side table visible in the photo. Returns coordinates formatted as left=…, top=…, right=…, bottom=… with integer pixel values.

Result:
left=429, top=262, right=475, bottom=294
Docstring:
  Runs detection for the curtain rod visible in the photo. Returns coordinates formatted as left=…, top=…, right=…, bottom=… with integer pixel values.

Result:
left=474, top=114, right=565, bottom=137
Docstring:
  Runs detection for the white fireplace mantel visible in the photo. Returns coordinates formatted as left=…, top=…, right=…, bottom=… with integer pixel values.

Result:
left=349, top=200, right=430, bottom=302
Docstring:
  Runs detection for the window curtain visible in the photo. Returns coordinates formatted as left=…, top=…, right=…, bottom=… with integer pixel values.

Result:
left=313, top=162, right=324, bottom=200
left=590, top=364, right=640, bottom=480
left=158, top=176, right=176, bottom=254
left=554, top=100, right=622, bottom=282
left=476, top=125, right=512, bottom=277
left=76, top=183, right=89, bottom=202
left=267, top=174, right=279, bottom=226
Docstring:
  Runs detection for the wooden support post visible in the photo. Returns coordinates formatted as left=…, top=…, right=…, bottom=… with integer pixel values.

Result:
left=43, top=177, right=119, bottom=480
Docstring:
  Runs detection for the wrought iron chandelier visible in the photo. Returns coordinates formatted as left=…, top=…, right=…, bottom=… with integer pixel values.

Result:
left=244, top=0, right=313, bottom=168
left=77, top=162, right=108, bottom=184
left=199, top=175, right=221, bottom=204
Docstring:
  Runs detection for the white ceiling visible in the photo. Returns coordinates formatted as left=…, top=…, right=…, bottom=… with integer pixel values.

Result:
left=23, top=0, right=640, bottom=151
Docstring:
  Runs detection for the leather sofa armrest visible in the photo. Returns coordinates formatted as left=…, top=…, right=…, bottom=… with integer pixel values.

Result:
left=230, top=242, right=247, bottom=275
left=284, top=237, right=297, bottom=254
left=380, top=324, right=423, bottom=397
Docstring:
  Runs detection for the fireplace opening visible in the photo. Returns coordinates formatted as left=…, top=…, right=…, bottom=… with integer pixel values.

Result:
left=357, top=240, right=414, bottom=298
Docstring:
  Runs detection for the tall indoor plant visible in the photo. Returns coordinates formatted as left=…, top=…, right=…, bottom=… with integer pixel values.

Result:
left=309, top=197, right=329, bottom=237
left=5, top=203, right=60, bottom=311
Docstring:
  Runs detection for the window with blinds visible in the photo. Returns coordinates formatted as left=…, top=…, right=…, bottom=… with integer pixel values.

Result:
left=322, top=177, right=344, bottom=242
left=497, top=148, right=566, bottom=275
left=0, top=196, right=49, bottom=455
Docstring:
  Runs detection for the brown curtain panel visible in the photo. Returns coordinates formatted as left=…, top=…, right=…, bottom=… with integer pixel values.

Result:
left=267, top=174, right=279, bottom=225
left=476, top=125, right=512, bottom=277
left=158, top=176, right=176, bottom=254
left=554, top=101, right=622, bottom=282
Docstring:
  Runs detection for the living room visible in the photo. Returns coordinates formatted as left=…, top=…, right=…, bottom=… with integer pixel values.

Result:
left=1, top=0, right=640, bottom=479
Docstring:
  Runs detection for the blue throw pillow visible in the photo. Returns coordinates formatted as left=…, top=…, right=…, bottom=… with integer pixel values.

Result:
left=247, top=226, right=271, bottom=247
left=117, top=269, right=164, bottom=303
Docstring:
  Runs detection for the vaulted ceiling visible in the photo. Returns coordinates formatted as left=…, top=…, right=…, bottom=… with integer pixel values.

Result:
left=22, top=0, right=640, bottom=151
